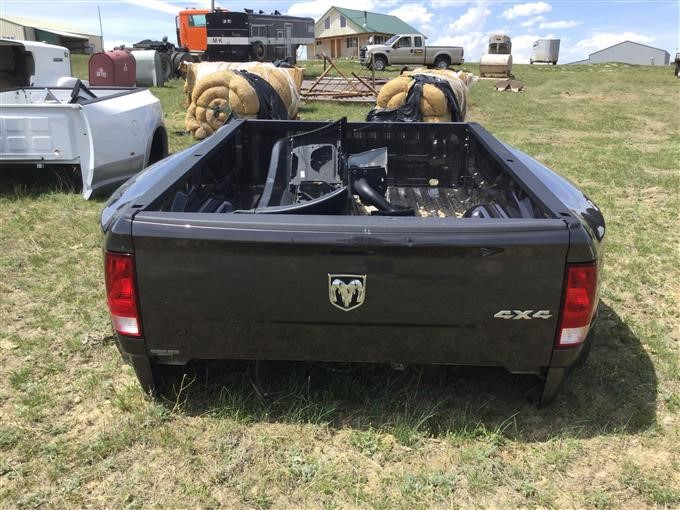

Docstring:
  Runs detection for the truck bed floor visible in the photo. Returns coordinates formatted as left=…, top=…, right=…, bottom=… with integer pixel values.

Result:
left=386, top=186, right=473, bottom=218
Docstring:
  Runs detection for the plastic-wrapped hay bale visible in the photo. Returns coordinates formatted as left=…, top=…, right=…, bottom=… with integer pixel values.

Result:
left=227, top=74, right=260, bottom=118
left=183, top=61, right=300, bottom=119
left=240, top=63, right=296, bottom=118
left=370, top=69, right=475, bottom=122
left=376, top=75, right=411, bottom=108
left=410, top=68, right=475, bottom=121
left=184, top=68, right=291, bottom=140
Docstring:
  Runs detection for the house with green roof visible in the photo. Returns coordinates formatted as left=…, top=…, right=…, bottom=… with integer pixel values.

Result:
left=307, top=7, right=423, bottom=59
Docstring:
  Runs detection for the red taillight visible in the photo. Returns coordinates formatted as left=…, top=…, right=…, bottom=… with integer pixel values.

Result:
left=105, top=251, right=141, bottom=337
left=556, top=262, right=598, bottom=347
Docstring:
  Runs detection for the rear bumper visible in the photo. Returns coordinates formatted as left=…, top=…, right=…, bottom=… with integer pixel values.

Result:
left=115, top=324, right=585, bottom=376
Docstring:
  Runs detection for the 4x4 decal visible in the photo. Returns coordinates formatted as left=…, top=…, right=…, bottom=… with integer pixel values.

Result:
left=494, top=310, right=552, bottom=320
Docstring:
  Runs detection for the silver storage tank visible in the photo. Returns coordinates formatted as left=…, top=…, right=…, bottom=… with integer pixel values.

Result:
left=131, top=50, right=164, bottom=87
left=479, top=54, right=513, bottom=77
left=531, top=39, right=560, bottom=65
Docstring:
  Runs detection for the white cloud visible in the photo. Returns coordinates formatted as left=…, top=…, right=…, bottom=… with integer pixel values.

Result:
left=520, top=15, right=545, bottom=28
left=501, top=2, right=552, bottom=20
left=572, top=31, right=654, bottom=56
left=388, top=4, right=433, bottom=27
left=430, top=32, right=487, bottom=61
left=430, top=0, right=472, bottom=7
left=287, top=1, right=376, bottom=19
left=124, top=0, right=180, bottom=15
left=448, top=2, right=491, bottom=33
left=538, top=20, right=580, bottom=29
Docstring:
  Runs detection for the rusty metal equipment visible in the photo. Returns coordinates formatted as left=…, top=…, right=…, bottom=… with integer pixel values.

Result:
left=301, top=53, right=385, bottom=102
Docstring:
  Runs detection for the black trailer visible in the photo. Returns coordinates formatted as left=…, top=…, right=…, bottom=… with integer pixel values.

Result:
left=205, top=10, right=314, bottom=64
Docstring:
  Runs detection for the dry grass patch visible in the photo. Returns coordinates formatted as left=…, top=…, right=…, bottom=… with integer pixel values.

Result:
left=1, top=60, right=678, bottom=508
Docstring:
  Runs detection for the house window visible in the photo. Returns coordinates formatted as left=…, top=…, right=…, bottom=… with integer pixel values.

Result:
left=346, top=37, right=358, bottom=48
left=374, top=36, right=385, bottom=44
left=414, top=36, right=423, bottom=47
left=340, top=15, right=346, bottom=27
left=324, top=17, right=330, bottom=29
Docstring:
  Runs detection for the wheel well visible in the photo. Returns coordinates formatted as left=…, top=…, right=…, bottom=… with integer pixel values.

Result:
left=373, top=53, right=387, bottom=62
left=148, top=127, right=168, bottom=166
left=435, top=54, right=450, bottom=63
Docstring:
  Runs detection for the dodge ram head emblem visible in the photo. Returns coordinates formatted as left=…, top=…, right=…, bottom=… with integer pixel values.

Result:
left=328, top=275, right=366, bottom=311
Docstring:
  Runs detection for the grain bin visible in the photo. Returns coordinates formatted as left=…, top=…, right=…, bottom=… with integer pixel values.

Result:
left=531, top=39, right=560, bottom=65
left=131, top=50, right=164, bottom=87
left=480, top=34, right=513, bottom=77
left=89, top=50, right=136, bottom=86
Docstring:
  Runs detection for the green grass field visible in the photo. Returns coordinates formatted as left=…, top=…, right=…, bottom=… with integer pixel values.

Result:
left=1, top=56, right=678, bottom=508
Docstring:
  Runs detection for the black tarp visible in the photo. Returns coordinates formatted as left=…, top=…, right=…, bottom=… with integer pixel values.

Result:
left=238, top=70, right=289, bottom=120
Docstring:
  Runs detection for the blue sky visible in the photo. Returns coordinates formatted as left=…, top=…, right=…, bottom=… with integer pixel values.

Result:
left=1, top=1, right=678, bottom=63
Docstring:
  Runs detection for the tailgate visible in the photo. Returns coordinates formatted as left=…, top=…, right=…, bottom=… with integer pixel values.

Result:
left=132, top=214, right=569, bottom=371
left=0, top=105, right=89, bottom=164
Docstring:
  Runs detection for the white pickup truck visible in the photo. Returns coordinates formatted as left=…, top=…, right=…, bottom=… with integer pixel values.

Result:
left=360, top=34, right=464, bottom=71
left=1, top=40, right=167, bottom=198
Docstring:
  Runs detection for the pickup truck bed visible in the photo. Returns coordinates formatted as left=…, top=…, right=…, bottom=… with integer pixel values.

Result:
left=102, top=119, right=605, bottom=405
left=1, top=84, right=167, bottom=198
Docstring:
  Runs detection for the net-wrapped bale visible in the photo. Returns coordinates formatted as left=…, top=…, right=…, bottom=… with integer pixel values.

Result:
left=372, top=69, right=475, bottom=122
left=183, top=61, right=301, bottom=119
left=183, top=64, right=299, bottom=140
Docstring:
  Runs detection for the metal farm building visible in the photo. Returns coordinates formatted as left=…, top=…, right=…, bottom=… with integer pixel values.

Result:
left=569, top=40, right=670, bottom=66
left=0, top=15, right=102, bottom=54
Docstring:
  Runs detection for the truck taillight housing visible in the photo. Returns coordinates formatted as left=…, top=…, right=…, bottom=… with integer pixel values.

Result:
left=556, top=262, right=598, bottom=347
left=105, top=251, right=141, bottom=337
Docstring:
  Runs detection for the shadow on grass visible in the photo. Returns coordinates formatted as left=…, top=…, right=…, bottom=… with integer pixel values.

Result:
left=157, top=304, right=656, bottom=443
left=0, top=165, right=82, bottom=197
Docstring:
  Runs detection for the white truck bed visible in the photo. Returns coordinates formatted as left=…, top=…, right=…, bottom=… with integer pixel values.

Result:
left=0, top=85, right=166, bottom=198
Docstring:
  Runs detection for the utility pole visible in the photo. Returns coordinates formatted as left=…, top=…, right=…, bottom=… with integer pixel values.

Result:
left=98, top=6, right=104, bottom=50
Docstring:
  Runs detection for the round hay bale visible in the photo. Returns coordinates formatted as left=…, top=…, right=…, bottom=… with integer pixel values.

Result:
left=196, top=86, right=230, bottom=108
left=420, top=83, right=448, bottom=117
left=386, top=91, right=407, bottom=109
left=206, top=98, right=229, bottom=131
left=184, top=103, right=200, bottom=132
left=228, top=74, right=259, bottom=116
left=194, top=123, right=214, bottom=140
left=191, top=70, right=235, bottom=103
left=376, top=76, right=411, bottom=108
left=422, top=115, right=449, bottom=123
left=246, top=64, right=295, bottom=118
left=195, top=105, right=207, bottom=122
